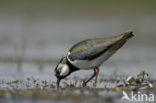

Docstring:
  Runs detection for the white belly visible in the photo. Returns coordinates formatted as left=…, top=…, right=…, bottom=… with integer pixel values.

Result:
left=67, top=51, right=115, bottom=70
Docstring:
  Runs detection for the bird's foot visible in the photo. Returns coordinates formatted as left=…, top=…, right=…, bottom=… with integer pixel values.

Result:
left=82, top=81, right=87, bottom=87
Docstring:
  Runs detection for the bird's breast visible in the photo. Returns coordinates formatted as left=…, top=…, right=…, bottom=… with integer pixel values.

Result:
left=67, top=51, right=114, bottom=70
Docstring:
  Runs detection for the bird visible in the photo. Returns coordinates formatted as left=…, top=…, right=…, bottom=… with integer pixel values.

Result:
left=54, top=31, right=134, bottom=89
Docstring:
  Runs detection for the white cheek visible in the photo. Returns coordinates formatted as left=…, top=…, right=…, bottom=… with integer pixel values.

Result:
left=60, top=64, right=69, bottom=76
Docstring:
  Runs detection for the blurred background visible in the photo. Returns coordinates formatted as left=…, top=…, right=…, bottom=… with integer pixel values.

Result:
left=0, top=0, right=156, bottom=81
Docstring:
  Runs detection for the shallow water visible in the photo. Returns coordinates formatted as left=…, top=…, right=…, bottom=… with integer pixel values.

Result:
left=0, top=1, right=156, bottom=103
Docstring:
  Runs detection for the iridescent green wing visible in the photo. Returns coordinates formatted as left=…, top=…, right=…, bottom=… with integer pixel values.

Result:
left=68, top=39, right=109, bottom=61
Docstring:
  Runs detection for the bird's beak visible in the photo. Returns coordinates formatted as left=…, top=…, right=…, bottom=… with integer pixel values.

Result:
left=56, top=78, right=61, bottom=90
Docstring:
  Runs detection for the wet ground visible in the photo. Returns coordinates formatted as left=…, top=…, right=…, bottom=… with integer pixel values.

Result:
left=0, top=1, right=156, bottom=103
left=0, top=72, right=156, bottom=103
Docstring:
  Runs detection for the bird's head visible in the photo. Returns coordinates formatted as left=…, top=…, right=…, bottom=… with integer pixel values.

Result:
left=54, top=57, right=70, bottom=89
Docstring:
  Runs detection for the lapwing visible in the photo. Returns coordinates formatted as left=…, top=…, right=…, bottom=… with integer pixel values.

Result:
left=55, top=31, right=134, bottom=89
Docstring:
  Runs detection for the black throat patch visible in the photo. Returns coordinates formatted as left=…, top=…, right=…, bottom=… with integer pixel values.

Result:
left=67, top=59, right=79, bottom=73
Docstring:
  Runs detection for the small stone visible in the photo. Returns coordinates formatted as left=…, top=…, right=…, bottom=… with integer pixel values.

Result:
left=148, top=83, right=153, bottom=88
left=117, top=81, right=126, bottom=87
left=126, top=76, right=135, bottom=84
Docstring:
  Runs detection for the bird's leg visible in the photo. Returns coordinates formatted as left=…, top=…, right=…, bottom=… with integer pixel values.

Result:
left=82, top=69, right=96, bottom=87
left=93, top=67, right=99, bottom=88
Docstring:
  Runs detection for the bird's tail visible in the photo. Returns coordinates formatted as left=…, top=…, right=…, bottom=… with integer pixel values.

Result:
left=121, top=30, right=134, bottom=40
